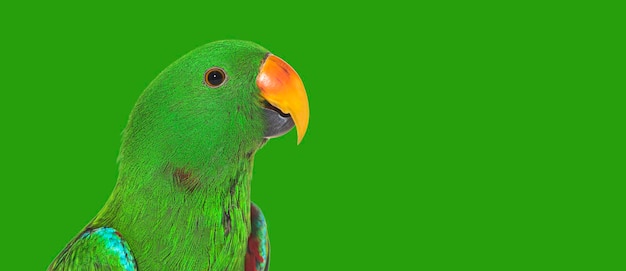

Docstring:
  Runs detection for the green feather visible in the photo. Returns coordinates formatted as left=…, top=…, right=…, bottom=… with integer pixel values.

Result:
left=52, top=40, right=272, bottom=270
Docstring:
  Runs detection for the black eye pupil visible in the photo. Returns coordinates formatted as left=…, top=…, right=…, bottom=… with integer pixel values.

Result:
left=205, top=69, right=226, bottom=87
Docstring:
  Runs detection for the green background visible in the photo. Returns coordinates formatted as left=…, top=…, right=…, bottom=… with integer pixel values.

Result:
left=1, top=1, right=622, bottom=270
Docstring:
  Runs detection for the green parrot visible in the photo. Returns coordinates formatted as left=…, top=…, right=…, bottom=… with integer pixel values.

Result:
left=48, top=40, right=309, bottom=271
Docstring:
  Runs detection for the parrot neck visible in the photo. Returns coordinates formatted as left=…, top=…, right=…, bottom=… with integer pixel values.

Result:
left=91, top=126, right=265, bottom=269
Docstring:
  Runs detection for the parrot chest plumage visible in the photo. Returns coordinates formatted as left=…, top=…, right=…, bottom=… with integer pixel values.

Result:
left=91, top=157, right=255, bottom=271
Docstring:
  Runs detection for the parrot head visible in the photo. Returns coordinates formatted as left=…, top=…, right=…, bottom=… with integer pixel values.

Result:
left=119, top=40, right=309, bottom=171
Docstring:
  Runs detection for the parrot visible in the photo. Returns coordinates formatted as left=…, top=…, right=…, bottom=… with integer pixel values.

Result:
left=48, top=40, right=309, bottom=271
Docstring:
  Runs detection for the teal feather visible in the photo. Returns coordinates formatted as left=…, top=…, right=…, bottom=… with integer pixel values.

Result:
left=49, top=227, right=137, bottom=270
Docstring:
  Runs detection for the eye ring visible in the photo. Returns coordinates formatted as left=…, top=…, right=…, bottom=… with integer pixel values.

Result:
left=204, top=67, right=227, bottom=88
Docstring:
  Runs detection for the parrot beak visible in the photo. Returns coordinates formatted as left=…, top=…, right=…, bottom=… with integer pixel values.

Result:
left=257, top=54, right=309, bottom=144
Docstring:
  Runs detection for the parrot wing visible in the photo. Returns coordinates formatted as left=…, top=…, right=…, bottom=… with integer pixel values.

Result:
left=48, top=227, right=137, bottom=271
left=246, top=202, right=271, bottom=271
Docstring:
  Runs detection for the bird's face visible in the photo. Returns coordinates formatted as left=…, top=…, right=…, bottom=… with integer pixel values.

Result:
left=140, top=40, right=309, bottom=149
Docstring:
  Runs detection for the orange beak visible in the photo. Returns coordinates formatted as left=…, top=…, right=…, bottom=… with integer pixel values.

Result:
left=257, top=54, right=310, bottom=144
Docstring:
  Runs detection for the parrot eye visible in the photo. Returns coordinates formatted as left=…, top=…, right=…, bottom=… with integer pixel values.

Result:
left=204, top=68, right=227, bottom=88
